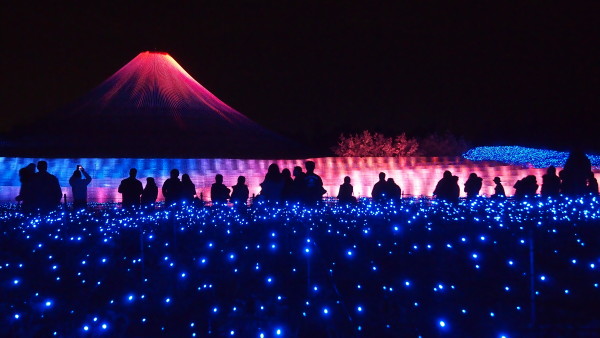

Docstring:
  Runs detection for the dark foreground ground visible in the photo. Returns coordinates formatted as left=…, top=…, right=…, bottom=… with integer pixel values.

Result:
left=1, top=197, right=600, bottom=337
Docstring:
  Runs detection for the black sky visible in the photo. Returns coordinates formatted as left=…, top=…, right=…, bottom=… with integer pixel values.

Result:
left=1, top=2, right=599, bottom=153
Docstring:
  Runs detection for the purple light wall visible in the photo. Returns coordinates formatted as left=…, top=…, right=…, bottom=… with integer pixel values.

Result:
left=0, top=157, right=587, bottom=203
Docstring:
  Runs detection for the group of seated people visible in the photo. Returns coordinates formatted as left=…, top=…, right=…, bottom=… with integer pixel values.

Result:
left=15, top=151, right=599, bottom=211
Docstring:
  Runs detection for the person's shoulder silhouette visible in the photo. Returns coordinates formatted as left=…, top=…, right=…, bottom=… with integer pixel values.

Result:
left=338, top=176, right=356, bottom=204
left=211, top=174, right=230, bottom=204
left=162, top=169, right=183, bottom=205
left=142, top=177, right=159, bottom=206
left=230, top=176, right=249, bottom=205
left=31, top=161, right=62, bottom=212
left=119, top=168, right=143, bottom=208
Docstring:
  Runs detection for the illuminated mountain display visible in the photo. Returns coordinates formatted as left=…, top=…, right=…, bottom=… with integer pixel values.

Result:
left=5, top=52, right=305, bottom=158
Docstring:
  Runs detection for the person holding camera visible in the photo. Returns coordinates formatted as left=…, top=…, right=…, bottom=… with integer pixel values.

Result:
left=69, top=165, right=92, bottom=209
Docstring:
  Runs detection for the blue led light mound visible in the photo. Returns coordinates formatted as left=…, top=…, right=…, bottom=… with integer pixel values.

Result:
left=463, top=146, right=600, bottom=168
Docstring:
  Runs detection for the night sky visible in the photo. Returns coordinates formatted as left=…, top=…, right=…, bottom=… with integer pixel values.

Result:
left=2, top=2, right=599, bottom=153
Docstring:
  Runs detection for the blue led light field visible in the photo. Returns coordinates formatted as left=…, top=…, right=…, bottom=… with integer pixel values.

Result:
left=1, top=198, right=600, bottom=336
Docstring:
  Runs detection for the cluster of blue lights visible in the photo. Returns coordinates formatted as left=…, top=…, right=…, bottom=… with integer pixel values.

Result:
left=463, top=146, right=600, bottom=168
left=1, top=197, right=600, bottom=336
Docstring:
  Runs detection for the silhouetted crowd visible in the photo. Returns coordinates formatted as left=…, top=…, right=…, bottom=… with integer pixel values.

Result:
left=14, top=151, right=600, bottom=212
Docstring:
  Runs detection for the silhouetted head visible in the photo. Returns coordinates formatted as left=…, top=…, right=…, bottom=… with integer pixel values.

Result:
left=146, top=177, right=156, bottom=186
left=379, top=172, right=386, bottom=181
left=37, top=161, right=48, bottom=173
left=443, top=170, right=452, bottom=179
left=282, top=168, right=291, bottom=179
left=215, top=174, right=223, bottom=184
left=267, top=163, right=281, bottom=175
left=526, top=175, right=537, bottom=183
left=129, top=168, right=137, bottom=178
left=26, top=163, right=36, bottom=173
left=293, top=166, right=303, bottom=177
left=237, top=176, right=246, bottom=185
left=387, top=178, right=395, bottom=184
left=170, top=169, right=179, bottom=179
left=547, top=166, right=556, bottom=175
left=493, top=177, right=501, bottom=184
left=469, top=173, right=477, bottom=179
left=182, top=174, right=191, bottom=184
left=72, top=169, right=82, bottom=179
left=344, top=176, right=351, bottom=184
left=305, top=161, right=315, bottom=173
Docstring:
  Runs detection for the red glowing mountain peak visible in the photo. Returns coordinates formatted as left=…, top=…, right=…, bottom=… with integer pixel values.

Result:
left=66, top=51, right=256, bottom=129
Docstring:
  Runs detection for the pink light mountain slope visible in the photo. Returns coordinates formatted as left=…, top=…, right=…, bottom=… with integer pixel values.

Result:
left=7, top=52, right=305, bottom=158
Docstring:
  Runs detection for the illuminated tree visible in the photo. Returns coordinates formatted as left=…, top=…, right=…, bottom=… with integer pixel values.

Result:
left=332, top=130, right=419, bottom=157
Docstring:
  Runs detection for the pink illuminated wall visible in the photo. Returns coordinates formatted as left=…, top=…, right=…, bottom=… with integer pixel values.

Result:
left=2, top=157, right=593, bottom=203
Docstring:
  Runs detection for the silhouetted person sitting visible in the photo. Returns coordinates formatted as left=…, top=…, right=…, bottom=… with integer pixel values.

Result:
left=588, top=172, right=599, bottom=195
left=304, top=160, right=326, bottom=204
left=387, top=178, right=401, bottom=202
left=281, top=168, right=294, bottom=203
left=118, top=168, right=143, bottom=208
left=291, top=166, right=306, bottom=202
left=337, top=176, right=357, bottom=204
left=211, top=174, right=230, bottom=204
left=464, top=173, right=483, bottom=199
left=69, top=165, right=92, bottom=209
left=372, top=172, right=388, bottom=202
left=561, top=149, right=592, bottom=195
left=259, top=163, right=284, bottom=202
left=181, top=174, right=197, bottom=204
left=491, top=177, right=506, bottom=199
left=162, top=169, right=183, bottom=206
left=16, top=163, right=36, bottom=212
left=514, top=175, right=538, bottom=200
left=541, top=166, right=561, bottom=197
left=433, top=170, right=459, bottom=204
left=141, top=177, right=158, bottom=206
left=31, top=161, right=63, bottom=212
left=230, top=176, right=249, bottom=206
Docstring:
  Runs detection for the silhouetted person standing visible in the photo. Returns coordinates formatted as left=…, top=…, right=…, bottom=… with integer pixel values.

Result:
left=433, top=170, right=459, bottom=203
left=561, top=149, right=592, bottom=195
left=372, top=172, right=388, bottom=202
left=387, top=178, right=401, bottom=202
left=211, top=174, right=230, bottom=204
left=337, top=176, right=357, bottom=204
left=291, top=166, right=306, bottom=202
left=118, top=168, right=143, bottom=208
left=162, top=169, right=183, bottom=206
left=31, top=161, right=63, bottom=212
left=281, top=168, right=294, bottom=203
left=588, top=172, right=599, bottom=195
left=230, top=176, right=249, bottom=205
left=181, top=174, right=196, bottom=203
left=260, top=163, right=284, bottom=202
left=541, top=166, right=561, bottom=197
left=303, top=161, right=326, bottom=204
left=69, top=165, right=92, bottom=209
left=491, top=177, right=506, bottom=199
left=141, top=177, right=158, bottom=206
left=464, top=173, right=483, bottom=199
left=16, top=163, right=36, bottom=212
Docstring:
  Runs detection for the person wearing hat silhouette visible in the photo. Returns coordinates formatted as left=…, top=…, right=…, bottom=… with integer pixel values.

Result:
left=491, top=177, right=505, bottom=199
